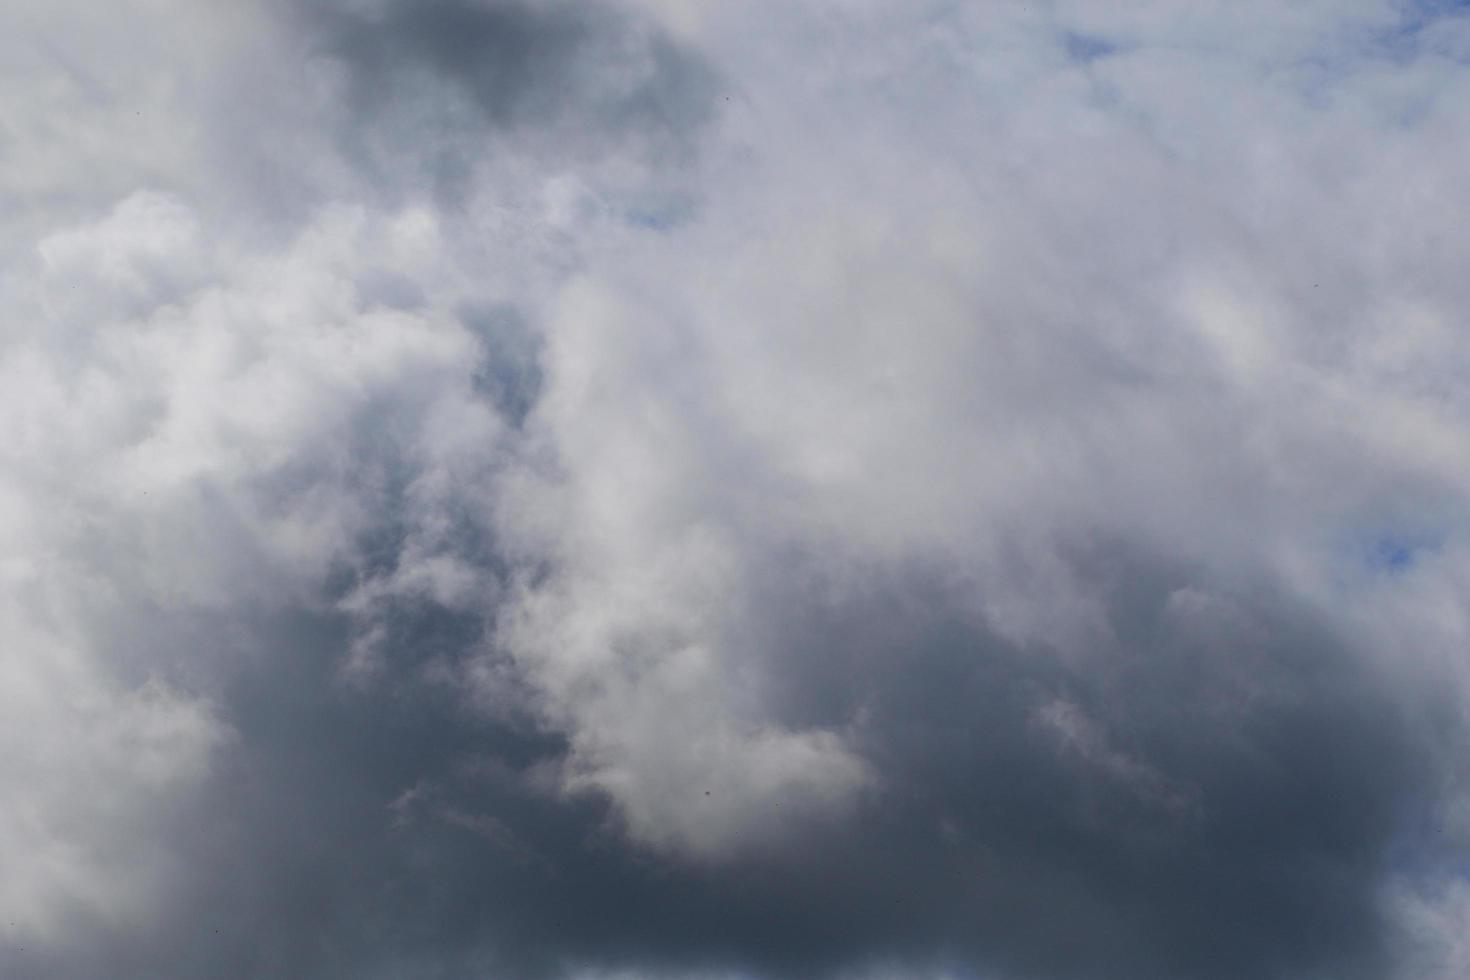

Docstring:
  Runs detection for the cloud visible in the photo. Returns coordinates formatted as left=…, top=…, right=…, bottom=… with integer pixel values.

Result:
left=277, top=0, right=720, bottom=206
left=4, top=0, right=1470, bottom=978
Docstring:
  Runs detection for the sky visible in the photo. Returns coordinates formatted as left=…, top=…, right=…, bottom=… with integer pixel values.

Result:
left=3, top=1, right=1470, bottom=978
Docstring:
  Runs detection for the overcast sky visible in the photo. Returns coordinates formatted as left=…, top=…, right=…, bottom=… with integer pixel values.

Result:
left=4, top=1, right=1470, bottom=978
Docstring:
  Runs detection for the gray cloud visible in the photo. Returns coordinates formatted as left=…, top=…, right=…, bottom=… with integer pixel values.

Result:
left=6, top=553, right=1436, bottom=980
left=282, top=0, right=720, bottom=204
left=5, top=1, right=1470, bottom=979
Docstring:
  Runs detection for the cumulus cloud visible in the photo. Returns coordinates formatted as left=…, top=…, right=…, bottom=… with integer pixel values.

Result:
left=4, top=0, right=1470, bottom=978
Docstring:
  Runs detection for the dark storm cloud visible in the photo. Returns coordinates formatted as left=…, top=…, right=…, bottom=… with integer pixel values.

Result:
left=737, top=550, right=1433, bottom=980
left=7, top=547, right=1441, bottom=980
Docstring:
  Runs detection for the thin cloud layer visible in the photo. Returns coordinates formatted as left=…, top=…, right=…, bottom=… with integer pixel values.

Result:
left=3, top=1, right=1470, bottom=978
